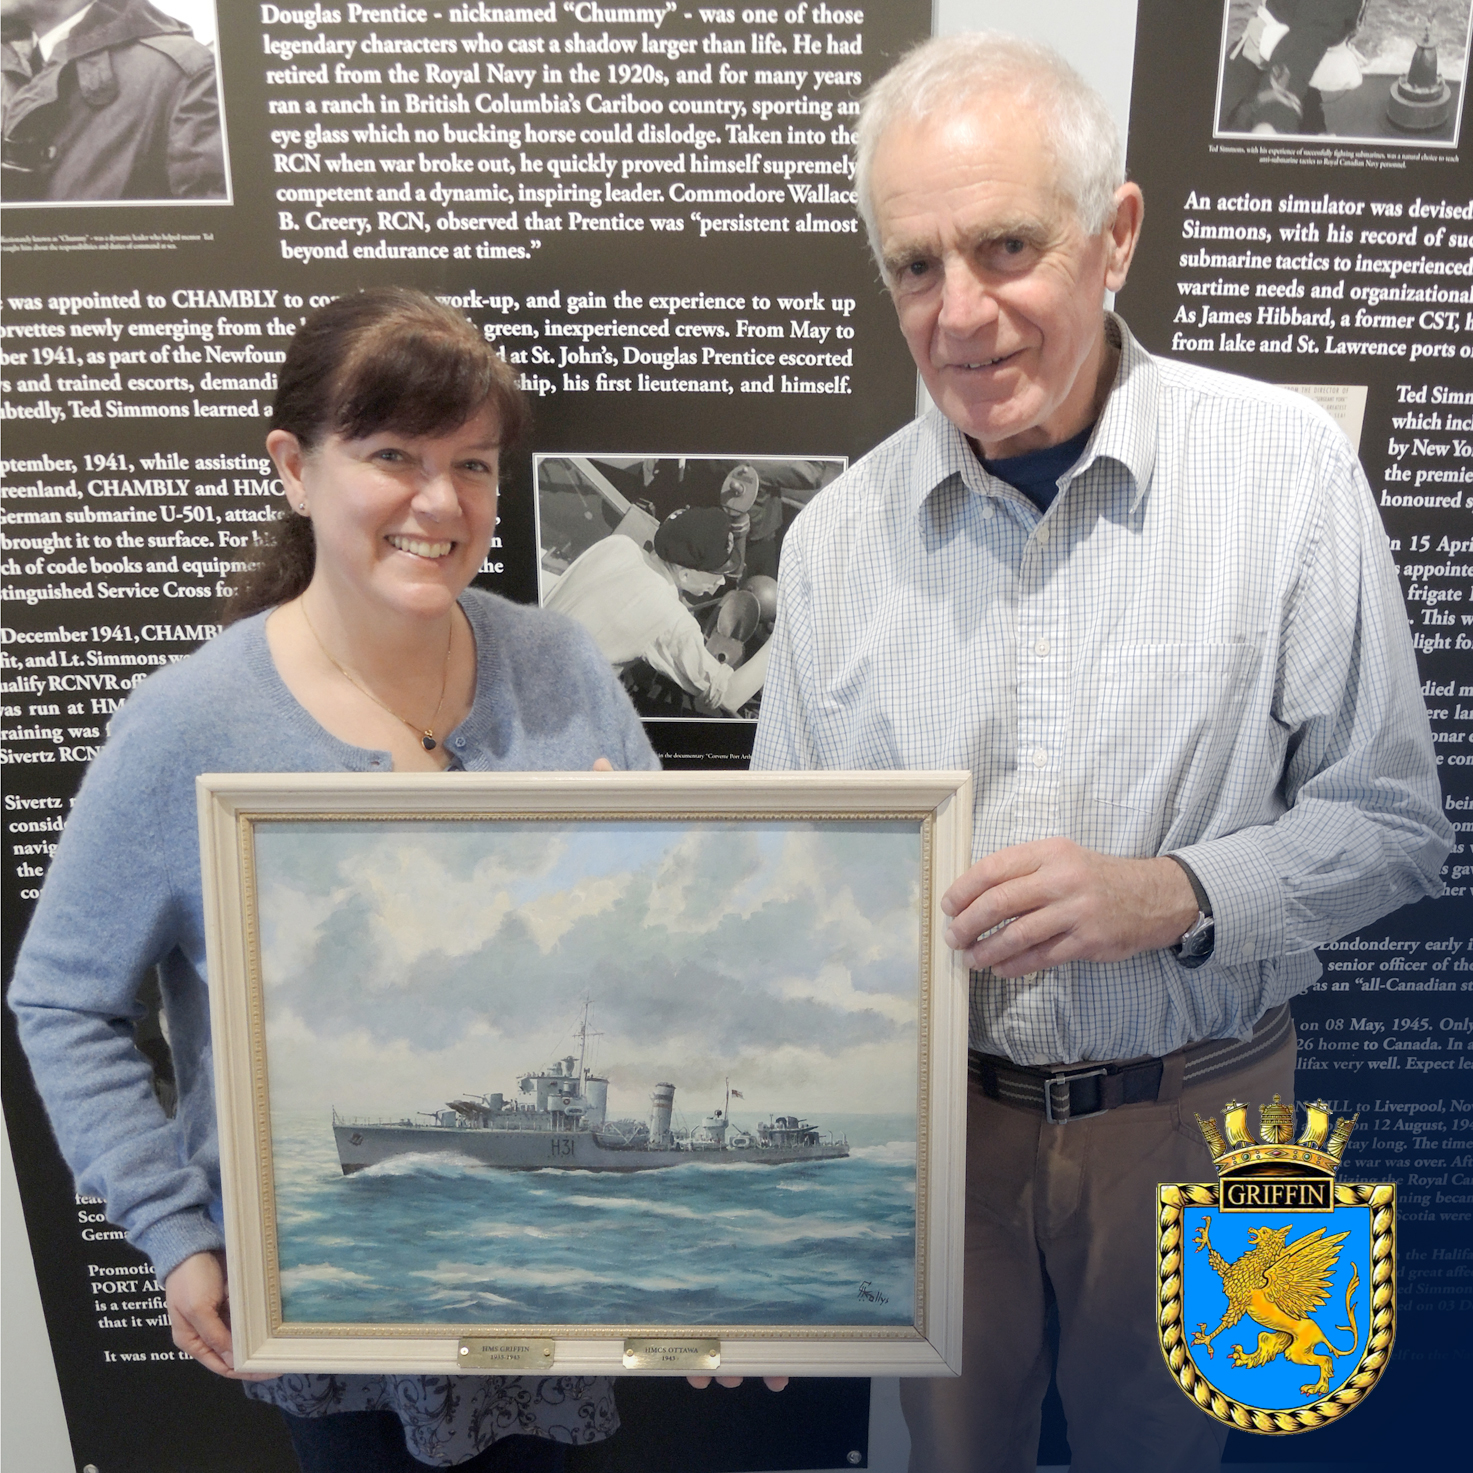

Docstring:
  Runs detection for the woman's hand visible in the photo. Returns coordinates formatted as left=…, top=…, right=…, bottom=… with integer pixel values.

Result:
left=591, top=758, right=613, bottom=772
left=164, top=1251, right=274, bottom=1380
left=686, top=1375, right=790, bottom=1391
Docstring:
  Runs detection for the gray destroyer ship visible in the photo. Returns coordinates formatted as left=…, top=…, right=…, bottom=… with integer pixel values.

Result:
left=333, top=1022, right=849, bottom=1175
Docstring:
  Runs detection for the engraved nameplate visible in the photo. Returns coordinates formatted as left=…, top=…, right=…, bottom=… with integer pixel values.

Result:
left=622, top=1337, right=721, bottom=1371
left=457, top=1338, right=555, bottom=1370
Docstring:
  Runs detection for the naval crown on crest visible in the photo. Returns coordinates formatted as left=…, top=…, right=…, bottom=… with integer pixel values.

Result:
left=1196, top=1097, right=1356, bottom=1213
left=1198, top=1096, right=1356, bottom=1172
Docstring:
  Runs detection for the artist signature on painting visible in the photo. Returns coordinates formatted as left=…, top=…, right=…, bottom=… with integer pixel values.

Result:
left=857, top=1280, right=889, bottom=1305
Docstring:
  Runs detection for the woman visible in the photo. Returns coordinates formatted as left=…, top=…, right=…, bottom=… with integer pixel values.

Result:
left=9, top=287, right=658, bottom=1470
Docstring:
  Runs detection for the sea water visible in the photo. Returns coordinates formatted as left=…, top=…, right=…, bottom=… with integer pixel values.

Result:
left=271, top=1113, right=917, bottom=1328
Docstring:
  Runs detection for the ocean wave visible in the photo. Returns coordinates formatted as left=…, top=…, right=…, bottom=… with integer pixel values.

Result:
left=280, top=1262, right=375, bottom=1291
left=703, top=1218, right=912, bottom=1250
left=850, top=1140, right=916, bottom=1164
left=351, top=1152, right=489, bottom=1178
left=557, top=1192, right=706, bottom=1219
left=426, top=1222, right=562, bottom=1243
left=555, top=1193, right=804, bottom=1230
left=410, top=1261, right=711, bottom=1294
left=414, top=1281, right=522, bottom=1307
left=274, top=1205, right=328, bottom=1227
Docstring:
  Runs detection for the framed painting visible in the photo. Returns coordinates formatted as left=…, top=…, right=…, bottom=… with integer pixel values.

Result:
left=199, top=770, right=971, bottom=1378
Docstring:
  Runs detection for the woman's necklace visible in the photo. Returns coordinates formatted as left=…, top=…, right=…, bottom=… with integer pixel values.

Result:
left=300, top=601, right=453, bottom=752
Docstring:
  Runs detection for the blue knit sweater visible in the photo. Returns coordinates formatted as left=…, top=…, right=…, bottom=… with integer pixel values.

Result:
left=10, top=591, right=657, bottom=1283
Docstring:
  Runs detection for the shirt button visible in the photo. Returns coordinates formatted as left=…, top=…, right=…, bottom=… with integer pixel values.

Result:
left=1033, top=638, right=1050, bottom=658
left=454, top=736, right=466, bottom=749
left=1035, top=524, right=1051, bottom=545
left=1032, top=748, right=1048, bottom=768
left=981, top=501, right=996, bottom=519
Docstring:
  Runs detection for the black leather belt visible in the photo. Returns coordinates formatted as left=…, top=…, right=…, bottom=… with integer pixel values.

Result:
left=968, top=1003, right=1292, bottom=1125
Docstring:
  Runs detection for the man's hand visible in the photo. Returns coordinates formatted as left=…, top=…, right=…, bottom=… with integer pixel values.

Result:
left=940, top=839, right=1198, bottom=977
left=165, top=1251, right=274, bottom=1380
left=686, top=1375, right=790, bottom=1391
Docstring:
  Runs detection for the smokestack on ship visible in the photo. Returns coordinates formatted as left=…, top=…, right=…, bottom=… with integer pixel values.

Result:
left=649, top=1082, right=676, bottom=1147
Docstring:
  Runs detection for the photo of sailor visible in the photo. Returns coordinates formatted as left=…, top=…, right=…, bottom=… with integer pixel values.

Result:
left=1, top=0, right=228, bottom=203
left=1213, top=0, right=1467, bottom=145
left=535, top=454, right=843, bottom=720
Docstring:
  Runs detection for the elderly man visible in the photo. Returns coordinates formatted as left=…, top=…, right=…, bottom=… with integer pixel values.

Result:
left=752, top=31, right=1448, bottom=1473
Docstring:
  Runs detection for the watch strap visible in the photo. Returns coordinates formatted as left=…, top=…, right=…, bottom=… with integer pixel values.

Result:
left=1167, top=854, right=1212, bottom=917
left=1167, top=855, right=1214, bottom=968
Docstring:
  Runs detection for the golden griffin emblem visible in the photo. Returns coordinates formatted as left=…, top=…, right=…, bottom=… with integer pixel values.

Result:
left=1157, top=1097, right=1396, bottom=1433
left=1190, top=1219, right=1359, bottom=1395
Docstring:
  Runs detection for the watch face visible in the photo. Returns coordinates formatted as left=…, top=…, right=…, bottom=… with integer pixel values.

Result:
left=1181, top=917, right=1215, bottom=956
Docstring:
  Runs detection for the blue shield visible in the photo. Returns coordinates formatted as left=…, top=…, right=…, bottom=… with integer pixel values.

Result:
left=1180, top=1203, right=1374, bottom=1410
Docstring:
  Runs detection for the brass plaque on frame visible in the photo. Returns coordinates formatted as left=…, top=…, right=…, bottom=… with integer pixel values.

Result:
left=457, top=1338, right=555, bottom=1370
left=622, top=1337, right=721, bottom=1371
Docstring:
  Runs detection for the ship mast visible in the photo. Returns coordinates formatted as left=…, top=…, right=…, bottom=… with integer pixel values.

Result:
left=576, top=999, right=591, bottom=1084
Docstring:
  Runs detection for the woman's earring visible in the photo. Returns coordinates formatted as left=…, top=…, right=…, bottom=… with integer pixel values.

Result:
left=298, top=501, right=308, bottom=513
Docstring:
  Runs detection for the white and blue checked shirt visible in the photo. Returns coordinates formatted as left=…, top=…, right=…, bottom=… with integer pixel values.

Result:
left=752, top=316, right=1450, bottom=1066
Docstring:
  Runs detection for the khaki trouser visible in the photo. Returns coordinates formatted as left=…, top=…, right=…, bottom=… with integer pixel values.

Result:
left=900, top=1021, right=1297, bottom=1473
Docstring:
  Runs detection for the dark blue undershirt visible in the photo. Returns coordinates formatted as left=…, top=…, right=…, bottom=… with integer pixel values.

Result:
left=979, top=421, right=1096, bottom=514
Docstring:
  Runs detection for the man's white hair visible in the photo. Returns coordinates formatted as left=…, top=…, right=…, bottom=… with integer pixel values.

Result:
left=854, top=31, right=1125, bottom=269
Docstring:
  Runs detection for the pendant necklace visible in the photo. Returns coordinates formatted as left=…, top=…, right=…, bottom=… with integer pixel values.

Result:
left=301, top=601, right=452, bottom=751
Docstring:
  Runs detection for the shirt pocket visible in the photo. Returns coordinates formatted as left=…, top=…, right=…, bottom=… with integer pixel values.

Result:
left=1086, top=641, right=1264, bottom=834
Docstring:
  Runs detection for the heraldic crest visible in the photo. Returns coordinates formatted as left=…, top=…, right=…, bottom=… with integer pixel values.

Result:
left=1157, top=1096, right=1395, bottom=1433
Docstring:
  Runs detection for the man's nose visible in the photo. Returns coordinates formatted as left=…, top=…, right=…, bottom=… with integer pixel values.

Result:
left=936, top=259, right=999, bottom=337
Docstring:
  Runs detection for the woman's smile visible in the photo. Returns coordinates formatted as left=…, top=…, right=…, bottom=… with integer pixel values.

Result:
left=386, top=534, right=455, bottom=559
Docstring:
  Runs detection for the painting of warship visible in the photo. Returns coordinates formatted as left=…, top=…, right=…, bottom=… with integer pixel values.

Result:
left=236, top=803, right=931, bottom=1332
left=334, top=1007, right=850, bottom=1173
left=199, top=770, right=973, bottom=1370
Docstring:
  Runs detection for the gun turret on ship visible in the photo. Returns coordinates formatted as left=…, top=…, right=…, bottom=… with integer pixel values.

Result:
left=333, top=1008, right=849, bottom=1175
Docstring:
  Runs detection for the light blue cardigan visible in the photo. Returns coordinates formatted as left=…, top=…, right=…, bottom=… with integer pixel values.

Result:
left=8, top=590, right=656, bottom=1459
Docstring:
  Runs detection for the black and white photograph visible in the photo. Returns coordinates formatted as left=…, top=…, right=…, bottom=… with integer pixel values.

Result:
left=535, top=454, right=845, bottom=722
left=0, top=0, right=229, bottom=204
left=1213, top=0, right=1469, bottom=145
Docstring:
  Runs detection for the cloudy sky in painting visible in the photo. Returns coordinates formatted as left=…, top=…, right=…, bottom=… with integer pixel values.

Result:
left=254, top=819, right=922, bottom=1119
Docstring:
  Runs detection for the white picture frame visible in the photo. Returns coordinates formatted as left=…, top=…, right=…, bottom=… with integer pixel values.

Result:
left=199, top=770, right=971, bottom=1378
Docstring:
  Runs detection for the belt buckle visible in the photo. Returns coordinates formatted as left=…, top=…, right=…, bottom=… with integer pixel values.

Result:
left=1043, top=1065, right=1107, bottom=1124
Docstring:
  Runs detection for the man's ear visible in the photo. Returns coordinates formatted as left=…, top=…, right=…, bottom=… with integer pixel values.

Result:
left=1103, top=183, right=1144, bottom=294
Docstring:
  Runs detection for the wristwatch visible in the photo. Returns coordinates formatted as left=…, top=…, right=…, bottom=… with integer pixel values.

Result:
left=1169, top=856, right=1214, bottom=969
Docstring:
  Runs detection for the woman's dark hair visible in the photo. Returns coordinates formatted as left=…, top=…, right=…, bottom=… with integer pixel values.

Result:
left=224, top=287, right=527, bottom=623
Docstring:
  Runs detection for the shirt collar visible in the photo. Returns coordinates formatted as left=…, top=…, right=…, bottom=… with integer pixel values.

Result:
left=35, top=3, right=91, bottom=62
left=910, top=311, right=1161, bottom=519
left=1088, top=312, right=1160, bottom=512
left=905, top=401, right=989, bottom=518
